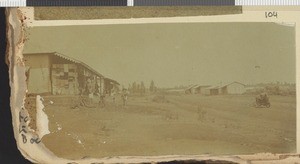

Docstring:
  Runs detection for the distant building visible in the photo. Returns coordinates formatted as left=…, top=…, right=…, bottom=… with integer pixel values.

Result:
left=104, top=78, right=120, bottom=95
left=185, top=85, right=211, bottom=94
left=219, top=82, right=246, bottom=95
left=24, top=52, right=119, bottom=95
left=185, top=85, right=198, bottom=94
left=203, top=86, right=220, bottom=95
left=203, top=82, right=246, bottom=95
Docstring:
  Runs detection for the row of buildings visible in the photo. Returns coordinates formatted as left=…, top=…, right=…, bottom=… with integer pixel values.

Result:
left=185, top=82, right=246, bottom=95
left=24, top=52, right=120, bottom=96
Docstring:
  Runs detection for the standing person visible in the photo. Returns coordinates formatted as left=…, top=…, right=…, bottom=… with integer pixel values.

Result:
left=86, top=78, right=93, bottom=105
left=99, top=93, right=105, bottom=108
left=111, top=89, right=116, bottom=104
left=121, top=88, right=129, bottom=107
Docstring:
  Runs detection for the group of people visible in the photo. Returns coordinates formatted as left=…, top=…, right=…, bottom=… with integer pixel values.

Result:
left=71, top=87, right=130, bottom=109
left=98, top=88, right=129, bottom=108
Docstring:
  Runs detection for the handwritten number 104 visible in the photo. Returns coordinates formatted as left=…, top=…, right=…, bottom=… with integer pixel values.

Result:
left=265, top=12, right=278, bottom=18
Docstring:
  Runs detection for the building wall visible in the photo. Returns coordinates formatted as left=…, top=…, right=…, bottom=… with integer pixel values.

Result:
left=51, top=64, right=79, bottom=95
left=83, top=68, right=98, bottom=95
left=220, top=87, right=228, bottom=94
left=96, top=77, right=105, bottom=95
left=195, top=86, right=209, bottom=94
left=200, top=86, right=210, bottom=94
left=51, top=63, right=104, bottom=96
left=203, top=89, right=210, bottom=95
left=24, top=53, right=118, bottom=96
left=100, top=77, right=105, bottom=94
left=194, top=87, right=202, bottom=94
left=185, top=86, right=197, bottom=94
left=203, top=88, right=219, bottom=95
left=188, top=86, right=211, bottom=94
left=225, top=83, right=246, bottom=94
left=104, top=79, right=113, bottom=94
left=190, top=88, right=197, bottom=94
left=24, top=54, right=52, bottom=94
left=210, top=89, right=219, bottom=95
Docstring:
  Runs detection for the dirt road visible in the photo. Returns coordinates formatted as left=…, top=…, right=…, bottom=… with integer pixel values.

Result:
left=41, top=93, right=296, bottom=159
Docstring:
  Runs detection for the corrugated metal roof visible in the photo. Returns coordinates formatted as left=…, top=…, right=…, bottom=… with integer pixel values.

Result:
left=204, top=81, right=245, bottom=90
left=205, top=86, right=220, bottom=90
left=52, top=52, right=80, bottom=64
left=104, top=77, right=120, bottom=85
left=219, top=81, right=246, bottom=88
left=187, top=84, right=211, bottom=90
left=193, top=85, right=211, bottom=88
left=186, top=84, right=198, bottom=90
left=52, top=52, right=105, bottom=78
left=24, top=52, right=122, bottom=84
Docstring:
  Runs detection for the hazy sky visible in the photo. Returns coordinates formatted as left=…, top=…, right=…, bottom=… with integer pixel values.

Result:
left=24, top=22, right=295, bottom=88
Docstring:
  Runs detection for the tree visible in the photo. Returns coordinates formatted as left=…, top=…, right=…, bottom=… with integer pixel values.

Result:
left=150, top=80, right=156, bottom=92
left=128, top=84, right=132, bottom=93
left=132, top=82, right=137, bottom=93
left=140, top=81, right=146, bottom=95
left=137, top=83, right=141, bottom=93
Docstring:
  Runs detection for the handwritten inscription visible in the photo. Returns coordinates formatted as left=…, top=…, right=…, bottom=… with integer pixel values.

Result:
left=265, top=11, right=278, bottom=18
left=30, top=136, right=41, bottom=144
left=21, top=134, right=27, bottom=144
left=19, top=106, right=41, bottom=144
left=19, top=108, right=28, bottom=143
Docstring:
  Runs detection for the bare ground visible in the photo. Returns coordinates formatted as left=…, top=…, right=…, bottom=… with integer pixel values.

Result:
left=40, top=93, right=296, bottom=160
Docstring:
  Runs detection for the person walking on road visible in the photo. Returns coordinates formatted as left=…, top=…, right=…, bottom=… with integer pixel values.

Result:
left=121, top=88, right=129, bottom=107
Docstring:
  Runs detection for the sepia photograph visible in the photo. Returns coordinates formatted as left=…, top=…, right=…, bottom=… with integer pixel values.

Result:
left=20, top=22, right=296, bottom=160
